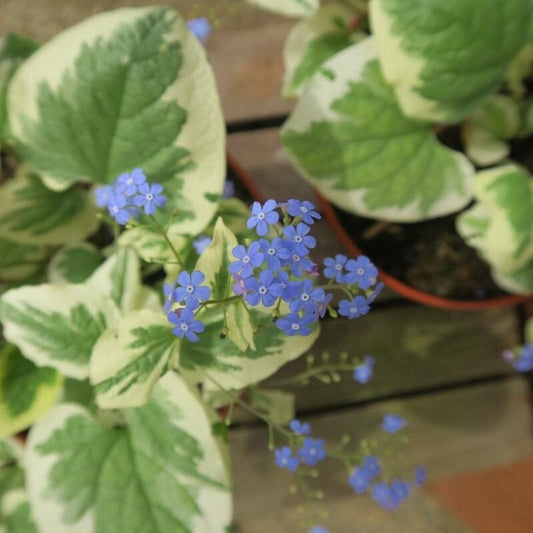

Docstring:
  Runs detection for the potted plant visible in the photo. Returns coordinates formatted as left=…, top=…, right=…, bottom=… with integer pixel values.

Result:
left=0, top=7, right=425, bottom=532
left=245, top=0, right=533, bottom=310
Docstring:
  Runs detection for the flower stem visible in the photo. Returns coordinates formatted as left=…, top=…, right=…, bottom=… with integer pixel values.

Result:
left=149, top=215, right=183, bottom=267
left=269, top=363, right=356, bottom=387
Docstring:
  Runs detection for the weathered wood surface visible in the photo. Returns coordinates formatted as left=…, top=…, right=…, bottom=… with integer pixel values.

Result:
left=231, top=378, right=533, bottom=532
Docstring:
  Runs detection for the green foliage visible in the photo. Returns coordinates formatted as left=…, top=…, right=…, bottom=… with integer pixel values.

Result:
left=48, top=244, right=102, bottom=283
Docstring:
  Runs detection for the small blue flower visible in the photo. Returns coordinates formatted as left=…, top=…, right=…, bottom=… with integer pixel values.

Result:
left=163, top=282, right=176, bottom=313
left=275, top=271, right=299, bottom=302
left=289, top=279, right=326, bottom=314
left=362, top=455, right=381, bottom=478
left=286, top=199, right=321, bottom=225
left=229, top=242, right=264, bottom=279
left=290, top=419, right=311, bottom=435
left=244, top=270, right=283, bottom=307
left=247, top=199, right=279, bottom=237
left=414, top=466, right=427, bottom=486
left=133, top=182, right=167, bottom=215
left=382, top=414, right=406, bottom=434
left=276, top=313, right=315, bottom=337
left=298, top=437, right=326, bottom=466
left=94, top=184, right=114, bottom=208
left=187, top=17, right=212, bottom=43
left=338, top=295, right=370, bottom=319
left=283, top=223, right=316, bottom=256
left=223, top=180, right=235, bottom=199
left=323, top=254, right=348, bottom=283
left=258, top=238, right=291, bottom=271
left=115, top=168, right=146, bottom=197
left=287, top=250, right=315, bottom=277
left=174, top=270, right=211, bottom=310
left=505, top=344, right=533, bottom=373
left=372, top=482, right=393, bottom=509
left=107, top=194, right=133, bottom=225
left=353, top=355, right=375, bottom=384
left=309, top=527, right=328, bottom=533
left=348, top=467, right=371, bottom=494
left=390, top=480, right=411, bottom=508
left=274, top=446, right=299, bottom=472
left=193, top=235, right=212, bottom=255
left=168, top=308, right=205, bottom=342
left=367, top=281, right=385, bottom=303
left=344, top=256, right=378, bottom=290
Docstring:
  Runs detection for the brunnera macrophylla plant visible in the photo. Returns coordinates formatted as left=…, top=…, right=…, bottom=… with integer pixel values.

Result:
left=0, top=7, right=425, bottom=533
left=246, top=0, right=533, bottom=295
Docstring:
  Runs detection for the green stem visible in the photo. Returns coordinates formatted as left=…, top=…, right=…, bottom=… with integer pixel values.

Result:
left=269, top=363, right=356, bottom=388
left=198, top=295, right=241, bottom=309
left=149, top=215, right=183, bottom=267
left=317, top=282, right=354, bottom=299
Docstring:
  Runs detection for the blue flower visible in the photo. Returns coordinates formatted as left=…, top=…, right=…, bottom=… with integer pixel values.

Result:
left=323, top=254, right=348, bottom=283
left=193, top=235, right=212, bottom=255
left=362, top=455, right=381, bottom=478
left=258, top=238, right=291, bottom=271
left=275, top=446, right=299, bottom=472
left=229, top=242, right=264, bottom=279
left=309, top=527, right=328, bottom=533
left=289, top=419, right=311, bottom=435
left=187, top=17, right=212, bottom=43
left=348, top=467, right=371, bottom=494
left=382, top=414, right=406, bottom=434
left=94, top=185, right=114, bottom=208
left=505, top=344, right=533, bottom=373
left=298, top=437, right=326, bottom=466
left=276, top=313, right=315, bottom=337
left=314, top=292, right=333, bottom=319
left=115, top=168, right=146, bottom=196
left=244, top=270, right=283, bottom=307
left=338, top=295, right=370, bottom=319
left=133, top=182, right=167, bottom=215
left=353, top=355, right=375, bottom=383
left=414, top=466, right=427, bottom=486
left=286, top=199, right=321, bottom=225
left=223, top=180, right=235, bottom=199
left=275, top=271, right=299, bottom=302
left=283, top=223, right=316, bottom=256
left=289, top=280, right=326, bottom=314
left=287, top=250, right=315, bottom=277
left=390, top=480, right=411, bottom=508
left=372, top=482, right=391, bottom=509
left=344, top=256, right=378, bottom=290
left=174, top=270, right=211, bottom=310
left=247, top=200, right=279, bottom=237
left=367, top=281, right=385, bottom=303
left=107, top=194, right=134, bottom=225
left=168, top=308, right=205, bottom=342
left=163, top=282, right=176, bottom=313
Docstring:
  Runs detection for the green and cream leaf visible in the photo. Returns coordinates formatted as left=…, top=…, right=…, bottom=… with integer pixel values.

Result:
left=0, top=284, right=120, bottom=379
left=370, top=0, right=532, bottom=122
left=282, top=37, right=475, bottom=221
left=457, top=164, right=533, bottom=277
left=48, top=243, right=102, bottom=283
left=90, top=310, right=179, bottom=408
left=0, top=167, right=98, bottom=246
left=25, top=373, right=232, bottom=533
left=246, top=0, right=319, bottom=18
left=0, top=238, right=48, bottom=283
left=7, top=7, right=225, bottom=235
left=0, top=345, right=62, bottom=439
left=283, top=2, right=362, bottom=96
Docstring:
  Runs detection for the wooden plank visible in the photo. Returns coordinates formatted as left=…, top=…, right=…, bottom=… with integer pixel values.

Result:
left=230, top=378, right=533, bottom=532
left=265, top=305, right=519, bottom=413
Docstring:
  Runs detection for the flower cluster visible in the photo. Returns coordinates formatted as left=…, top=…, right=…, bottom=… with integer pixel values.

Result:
left=274, top=419, right=327, bottom=473
left=503, top=343, right=533, bottom=373
left=229, top=199, right=381, bottom=338
left=164, top=271, right=212, bottom=342
left=94, top=168, right=167, bottom=225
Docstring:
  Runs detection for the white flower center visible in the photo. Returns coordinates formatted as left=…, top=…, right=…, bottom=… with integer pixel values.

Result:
left=268, top=248, right=275, bottom=256
left=127, top=178, right=133, bottom=185
left=243, top=255, right=250, bottom=264
left=335, top=264, right=342, bottom=270
left=357, top=268, right=364, bottom=275
left=146, top=193, right=154, bottom=201
left=301, top=293, right=309, bottom=301
left=301, top=206, right=308, bottom=213
left=292, top=254, right=300, bottom=262
left=350, top=307, right=357, bottom=314
left=112, top=206, right=119, bottom=214
left=259, top=287, right=267, bottom=294
left=186, top=285, right=194, bottom=293
left=295, top=236, right=303, bottom=243
left=257, top=213, right=265, bottom=220
left=291, top=323, right=300, bottom=331
left=181, top=324, right=189, bottom=331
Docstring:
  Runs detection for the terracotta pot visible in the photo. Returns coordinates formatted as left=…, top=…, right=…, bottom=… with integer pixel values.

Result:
left=316, top=194, right=532, bottom=311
